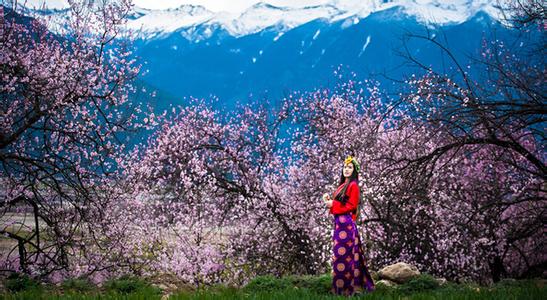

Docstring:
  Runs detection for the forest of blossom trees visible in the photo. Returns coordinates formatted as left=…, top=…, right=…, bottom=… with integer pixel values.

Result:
left=1, top=0, right=545, bottom=287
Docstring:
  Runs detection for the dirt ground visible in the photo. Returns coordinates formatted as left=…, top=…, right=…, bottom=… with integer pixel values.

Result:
left=0, top=212, right=45, bottom=260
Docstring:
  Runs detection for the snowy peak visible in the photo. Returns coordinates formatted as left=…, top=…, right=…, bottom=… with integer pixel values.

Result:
left=127, top=0, right=500, bottom=40
left=215, top=2, right=343, bottom=37
left=397, top=0, right=499, bottom=24
left=247, top=2, right=285, bottom=11
left=125, top=5, right=214, bottom=38
left=165, top=4, right=212, bottom=15
left=10, top=0, right=501, bottom=40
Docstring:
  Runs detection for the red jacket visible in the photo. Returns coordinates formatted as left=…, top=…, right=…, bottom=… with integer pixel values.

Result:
left=329, top=180, right=360, bottom=221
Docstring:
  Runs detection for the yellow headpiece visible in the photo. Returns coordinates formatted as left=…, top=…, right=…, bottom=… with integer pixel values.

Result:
left=344, top=155, right=360, bottom=173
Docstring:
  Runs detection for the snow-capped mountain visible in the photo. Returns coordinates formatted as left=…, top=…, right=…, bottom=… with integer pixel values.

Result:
left=4, top=0, right=517, bottom=112
left=126, top=5, right=215, bottom=39
left=203, top=3, right=342, bottom=38
left=11, top=0, right=501, bottom=40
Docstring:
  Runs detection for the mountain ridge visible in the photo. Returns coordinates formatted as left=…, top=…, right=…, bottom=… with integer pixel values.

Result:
left=10, top=0, right=501, bottom=41
left=3, top=0, right=514, bottom=113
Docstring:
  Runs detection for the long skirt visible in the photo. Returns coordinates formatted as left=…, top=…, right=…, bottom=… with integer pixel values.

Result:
left=331, top=213, right=375, bottom=295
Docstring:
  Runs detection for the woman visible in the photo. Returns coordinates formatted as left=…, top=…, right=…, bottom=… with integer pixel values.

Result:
left=324, top=156, right=375, bottom=296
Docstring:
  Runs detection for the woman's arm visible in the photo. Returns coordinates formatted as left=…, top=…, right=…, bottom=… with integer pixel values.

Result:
left=329, top=182, right=359, bottom=214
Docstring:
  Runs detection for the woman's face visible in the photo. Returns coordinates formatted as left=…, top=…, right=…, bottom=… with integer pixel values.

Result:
left=343, top=162, right=354, bottom=178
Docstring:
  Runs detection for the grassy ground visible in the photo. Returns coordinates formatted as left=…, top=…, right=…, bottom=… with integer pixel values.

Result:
left=0, top=273, right=545, bottom=300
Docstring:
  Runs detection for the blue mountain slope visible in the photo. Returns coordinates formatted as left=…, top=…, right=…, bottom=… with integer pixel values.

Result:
left=135, top=7, right=515, bottom=111
left=4, top=3, right=518, bottom=112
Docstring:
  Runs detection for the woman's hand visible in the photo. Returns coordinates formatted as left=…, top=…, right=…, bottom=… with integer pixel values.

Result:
left=323, top=193, right=333, bottom=208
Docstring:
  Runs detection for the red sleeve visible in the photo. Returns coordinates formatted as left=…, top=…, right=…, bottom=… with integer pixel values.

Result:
left=329, top=182, right=359, bottom=215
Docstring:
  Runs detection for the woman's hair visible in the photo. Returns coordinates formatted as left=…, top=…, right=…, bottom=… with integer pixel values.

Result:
left=335, top=163, right=359, bottom=204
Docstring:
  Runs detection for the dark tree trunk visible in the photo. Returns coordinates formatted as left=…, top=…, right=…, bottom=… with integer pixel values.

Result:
left=490, top=256, right=507, bottom=282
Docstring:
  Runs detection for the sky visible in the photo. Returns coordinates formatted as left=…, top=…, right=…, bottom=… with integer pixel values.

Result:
left=17, top=0, right=335, bottom=13
left=132, top=0, right=332, bottom=12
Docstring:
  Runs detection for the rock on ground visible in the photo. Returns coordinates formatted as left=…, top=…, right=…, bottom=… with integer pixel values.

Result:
left=378, top=262, right=420, bottom=284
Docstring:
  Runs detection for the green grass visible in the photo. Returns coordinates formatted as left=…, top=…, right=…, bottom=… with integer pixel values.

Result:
left=0, top=274, right=163, bottom=300
left=1, top=273, right=545, bottom=300
left=169, top=276, right=545, bottom=300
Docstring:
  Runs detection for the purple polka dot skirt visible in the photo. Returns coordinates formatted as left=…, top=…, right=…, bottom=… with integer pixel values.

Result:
left=331, top=213, right=375, bottom=296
